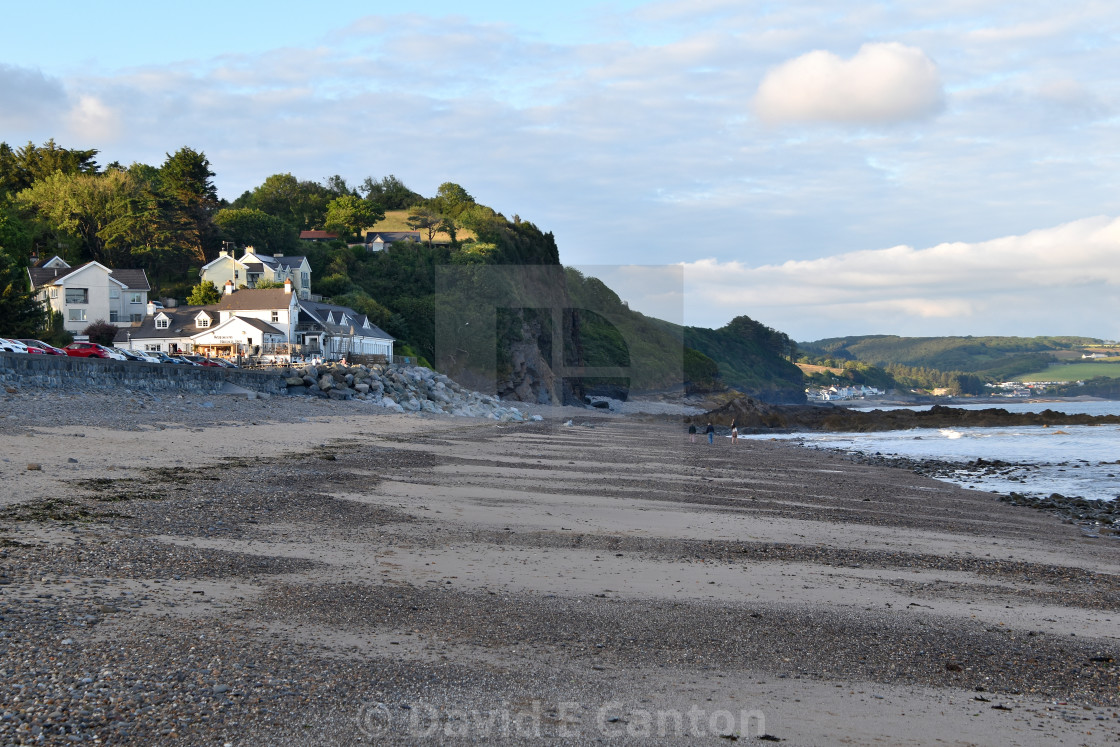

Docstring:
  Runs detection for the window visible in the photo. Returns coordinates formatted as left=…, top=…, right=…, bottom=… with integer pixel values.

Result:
left=271, top=311, right=279, bottom=323
left=144, top=344, right=161, bottom=352
left=155, top=317, right=169, bottom=329
left=110, top=311, right=119, bottom=323
left=68, top=309, right=87, bottom=322
left=301, top=272, right=309, bottom=287
left=49, top=288, right=58, bottom=299
left=65, top=288, right=88, bottom=304
left=110, top=288, right=120, bottom=299
left=130, top=293, right=143, bottom=304
left=130, top=314, right=142, bottom=323
left=197, top=317, right=210, bottom=328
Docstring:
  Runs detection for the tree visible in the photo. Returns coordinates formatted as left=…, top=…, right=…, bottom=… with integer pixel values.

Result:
left=241, top=173, right=334, bottom=230
left=431, top=182, right=474, bottom=219
left=407, top=206, right=450, bottom=248
left=82, top=319, right=118, bottom=346
left=214, top=208, right=297, bottom=253
left=16, top=170, right=141, bottom=266
left=324, top=195, right=379, bottom=240
left=360, top=174, right=421, bottom=210
left=187, top=280, right=222, bottom=305
left=0, top=204, right=32, bottom=262
left=0, top=139, right=99, bottom=197
left=0, top=249, right=44, bottom=336
left=253, top=279, right=286, bottom=289
left=160, top=147, right=220, bottom=263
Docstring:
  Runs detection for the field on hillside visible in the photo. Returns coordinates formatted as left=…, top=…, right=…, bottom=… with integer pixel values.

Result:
left=365, top=210, right=477, bottom=244
left=797, top=363, right=844, bottom=376
left=1018, top=361, right=1120, bottom=382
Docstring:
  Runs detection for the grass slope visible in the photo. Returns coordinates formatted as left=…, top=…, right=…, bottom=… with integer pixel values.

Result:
left=1019, top=361, right=1120, bottom=382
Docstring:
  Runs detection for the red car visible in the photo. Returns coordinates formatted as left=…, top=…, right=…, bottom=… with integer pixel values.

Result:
left=65, top=342, right=112, bottom=358
left=18, top=339, right=67, bottom=355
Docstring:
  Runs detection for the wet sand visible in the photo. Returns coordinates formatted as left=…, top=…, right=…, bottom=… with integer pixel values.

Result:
left=0, top=391, right=1117, bottom=744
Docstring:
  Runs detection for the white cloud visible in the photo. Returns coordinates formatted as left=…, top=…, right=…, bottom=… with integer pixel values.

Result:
left=752, top=42, right=945, bottom=125
left=683, top=216, right=1120, bottom=339
left=65, top=95, right=120, bottom=143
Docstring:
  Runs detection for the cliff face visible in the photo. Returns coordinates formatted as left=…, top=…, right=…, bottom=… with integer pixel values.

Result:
left=494, top=313, right=585, bottom=406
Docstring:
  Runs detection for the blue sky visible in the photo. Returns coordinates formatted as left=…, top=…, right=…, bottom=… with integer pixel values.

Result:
left=3, top=1, right=1119, bottom=340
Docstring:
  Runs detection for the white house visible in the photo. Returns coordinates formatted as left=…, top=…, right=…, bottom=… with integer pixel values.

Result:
left=296, top=299, right=394, bottom=360
left=117, top=281, right=394, bottom=362
left=114, top=304, right=218, bottom=353
left=364, top=231, right=421, bottom=252
left=199, top=249, right=313, bottom=299
left=28, top=257, right=150, bottom=334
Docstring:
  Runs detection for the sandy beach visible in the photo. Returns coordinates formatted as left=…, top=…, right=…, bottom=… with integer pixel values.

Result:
left=1, top=389, right=1117, bottom=745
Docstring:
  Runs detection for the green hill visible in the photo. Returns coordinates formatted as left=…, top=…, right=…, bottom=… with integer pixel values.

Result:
left=799, top=335, right=1101, bottom=381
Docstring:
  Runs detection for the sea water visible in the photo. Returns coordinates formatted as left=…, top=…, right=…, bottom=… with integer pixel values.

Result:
left=742, top=401, right=1120, bottom=502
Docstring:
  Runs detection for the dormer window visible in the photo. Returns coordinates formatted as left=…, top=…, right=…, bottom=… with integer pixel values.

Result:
left=197, top=316, right=210, bottom=328
left=155, top=314, right=170, bottom=330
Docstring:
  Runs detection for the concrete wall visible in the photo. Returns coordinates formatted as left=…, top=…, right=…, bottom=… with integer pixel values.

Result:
left=0, top=352, right=288, bottom=395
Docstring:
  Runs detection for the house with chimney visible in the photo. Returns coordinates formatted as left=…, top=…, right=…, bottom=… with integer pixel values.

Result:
left=199, top=248, right=313, bottom=299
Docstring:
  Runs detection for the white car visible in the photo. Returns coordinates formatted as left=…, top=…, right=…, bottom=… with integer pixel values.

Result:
left=100, top=347, right=129, bottom=361
left=0, top=338, right=29, bottom=353
left=130, top=350, right=162, bottom=363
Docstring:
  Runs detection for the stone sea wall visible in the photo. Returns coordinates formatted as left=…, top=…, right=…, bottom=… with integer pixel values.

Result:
left=0, top=353, right=530, bottom=421
left=0, top=351, right=286, bottom=396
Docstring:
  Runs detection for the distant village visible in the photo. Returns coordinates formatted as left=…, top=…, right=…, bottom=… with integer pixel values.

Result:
left=25, top=230, right=416, bottom=365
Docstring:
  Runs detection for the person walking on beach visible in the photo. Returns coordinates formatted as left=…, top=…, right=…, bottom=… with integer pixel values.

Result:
left=688, top=423, right=697, bottom=443
left=705, top=421, right=715, bottom=445
left=730, top=420, right=738, bottom=445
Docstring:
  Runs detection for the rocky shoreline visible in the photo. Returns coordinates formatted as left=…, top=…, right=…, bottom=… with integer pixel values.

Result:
left=281, top=361, right=531, bottom=421
left=696, top=397, right=1120, bottom=432
left=837, top=450, right=1120, bottom=537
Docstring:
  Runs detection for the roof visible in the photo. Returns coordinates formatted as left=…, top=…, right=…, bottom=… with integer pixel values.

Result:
left=114, top=305, right=219, bottom=342
left=28, top=262, right=150, bottom=291
left=298, top=299, right=394, bottom=341
left=214, top=288, right=294, bottom=311
left=365, top=231, right=421, bottom=243
left=299, top=230, right=338, bottom=241
left=238, top=317, right=286, bottom=335
left=109, top=269, right=151, bottom=292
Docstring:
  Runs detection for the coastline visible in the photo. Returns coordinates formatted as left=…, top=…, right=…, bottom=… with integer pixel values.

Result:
left=1, top=389, right=1118, bottom=744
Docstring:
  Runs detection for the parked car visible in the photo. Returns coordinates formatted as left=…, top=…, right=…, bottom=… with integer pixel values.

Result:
left=113, top=348, right=159, bottom=363
left=0, top=338, right=29, bottom=354
left=149, top=352, right=184, bottom=364
left=65, top=342, right=110, bottom=358
left=17, top=339, right=67, bottom=355
left=131, top=350, right=163, bottom=363
left=170, top=355, right=201, bottom=366
left=180, top=354, right=223, bottom=367
left=210, top=358, right=239, bottom=369
left=98, top=347, right=129, bottom=361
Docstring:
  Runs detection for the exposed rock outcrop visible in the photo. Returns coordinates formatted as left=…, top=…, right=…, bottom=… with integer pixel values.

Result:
left=693, top=399, right=1120, bottom=432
